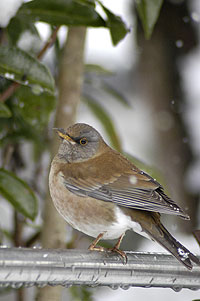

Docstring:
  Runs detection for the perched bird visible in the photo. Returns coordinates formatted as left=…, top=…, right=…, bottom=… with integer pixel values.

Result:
left=49, top=123, right=200, bottom=270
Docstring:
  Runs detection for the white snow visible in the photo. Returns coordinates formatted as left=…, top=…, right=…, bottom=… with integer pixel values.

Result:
left=17, top=30, right=42, bottom=53
left=0, top=0, right=23, bottom=27
left=4, top=72, right=15, bottom=80
left=129, top=175, right=137, bottom=185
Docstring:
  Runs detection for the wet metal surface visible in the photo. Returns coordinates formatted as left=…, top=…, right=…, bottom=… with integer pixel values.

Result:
left=0, top=247, right=199, bottom=290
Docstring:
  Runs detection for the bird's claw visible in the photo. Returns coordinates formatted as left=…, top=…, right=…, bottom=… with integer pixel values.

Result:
left=108, top=247, right=128, bottom=264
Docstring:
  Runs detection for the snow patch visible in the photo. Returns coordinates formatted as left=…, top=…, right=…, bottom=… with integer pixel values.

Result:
left=129, top=175, right=137, bottom=185
left=178, top=247, right=189, bottom=260
left=0, top=0, right=23, bottom=27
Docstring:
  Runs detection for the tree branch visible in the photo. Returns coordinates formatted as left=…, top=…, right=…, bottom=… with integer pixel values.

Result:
left=37, top=26, right=60, bottom=60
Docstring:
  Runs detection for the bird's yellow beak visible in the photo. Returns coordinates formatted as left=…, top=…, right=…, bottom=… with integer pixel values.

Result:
left=56, top=129, right=76, bottom=144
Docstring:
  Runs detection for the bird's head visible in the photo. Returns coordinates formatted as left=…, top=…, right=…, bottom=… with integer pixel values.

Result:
left=55, top=123, right=107, bottom=163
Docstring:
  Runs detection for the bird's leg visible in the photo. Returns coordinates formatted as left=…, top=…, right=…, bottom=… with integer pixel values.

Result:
left=89, top=233, right=127, bottom=263
left=88, top=232, right=105, bottom=252
left=113, top=233, right=125, bottom=249
left=108, top=233, right=127, bottom=264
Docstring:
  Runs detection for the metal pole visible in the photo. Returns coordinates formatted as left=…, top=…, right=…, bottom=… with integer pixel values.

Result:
left=0, top=247, right=199, bottom=291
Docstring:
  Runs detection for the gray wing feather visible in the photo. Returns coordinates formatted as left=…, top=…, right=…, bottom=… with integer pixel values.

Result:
left=61, top=173, right=189, bottom=219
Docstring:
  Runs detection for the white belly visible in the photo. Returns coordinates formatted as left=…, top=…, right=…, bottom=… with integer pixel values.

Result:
left=99, top=206, right=151, bottom=240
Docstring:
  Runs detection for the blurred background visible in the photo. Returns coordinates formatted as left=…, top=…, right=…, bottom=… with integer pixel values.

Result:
left=0, top=0, right=200, bottom=300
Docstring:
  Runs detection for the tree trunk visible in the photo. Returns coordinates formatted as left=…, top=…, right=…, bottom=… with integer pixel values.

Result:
left=136, top=1, right=198, bottom=232
left=36, top=26, right=86, bottom=301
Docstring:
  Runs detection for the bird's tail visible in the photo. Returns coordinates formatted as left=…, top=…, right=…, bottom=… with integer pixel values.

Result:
left=146, top=221, right=200, bottom=270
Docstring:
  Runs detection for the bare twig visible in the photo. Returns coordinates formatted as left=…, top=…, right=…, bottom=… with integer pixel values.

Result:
left=2, top=144, right=15, bottom=168
left=0, top=82, right=20, bottom=103
left=25, top=231, right=41, bottom=248
left=37, top=26, right=60, bottom=60
left=0, top=26, right=60, bottom=103
left=13, top=211, right=24, bottom=248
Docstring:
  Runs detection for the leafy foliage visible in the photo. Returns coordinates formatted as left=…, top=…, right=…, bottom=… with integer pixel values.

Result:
left=136, top=0, right=163, bottom=39
left=0, top=168, right=37, bottom=221
left=0, top=103, right=12, bottom=118
left=98, top=1, right=129, bottom=45
left=12, top=0, right=129, bottom=45
left=16, top=86, right=56, bottom=130
left=84, top=64, right=129, bottom=107
left=17, top=0, right=106, bottom=27
left=7, top=17, right=40, bottom=46
left=0, top=46, right=54, bottom=93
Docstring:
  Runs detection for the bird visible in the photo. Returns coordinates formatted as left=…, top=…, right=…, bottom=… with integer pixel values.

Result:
left=49, top=123, right=200, bottom=270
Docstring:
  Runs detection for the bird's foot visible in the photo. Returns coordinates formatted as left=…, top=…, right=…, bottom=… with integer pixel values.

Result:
left=89, top=244, right=127, bottom=263
left=88, top=232, right=127, bottom=264
left=108, top=246, right=127, bottom=264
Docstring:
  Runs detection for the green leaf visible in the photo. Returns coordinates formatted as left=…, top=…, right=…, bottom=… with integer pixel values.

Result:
left=16, top=86, right=56, bottom=130
left=0, top=102, right=49, bottom=152
left=83, top=96, right=122, bottom=152
left=0, top=46, right=54, bottom=93
left=0, top=103, right=12, bottom=118
left=76, top=0, right=95, bottom=7
left=17, top=0, right=106, bottom=27
left=7, top=16, right=40, bottom=46
left=0, top=228, right=13, bottom=241
left=85, top=64, right=113, bottom=75
left=98, top=2, right=129, bottom=45
left=0, top=168, right=38, bottom=221
left=102, top=82, right=129, bottom=106
left=136, top=0, right=163, bottom=39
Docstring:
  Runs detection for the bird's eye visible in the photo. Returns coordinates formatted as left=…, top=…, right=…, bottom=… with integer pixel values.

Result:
left=79, top=138, right=88, bottom=145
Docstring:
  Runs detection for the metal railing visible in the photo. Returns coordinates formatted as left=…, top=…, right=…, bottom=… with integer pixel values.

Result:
left=0, top=247, right=199, bottom=291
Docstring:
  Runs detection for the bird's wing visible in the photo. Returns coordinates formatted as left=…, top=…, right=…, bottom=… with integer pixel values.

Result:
left=60, top=159, right=189, bottom=219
